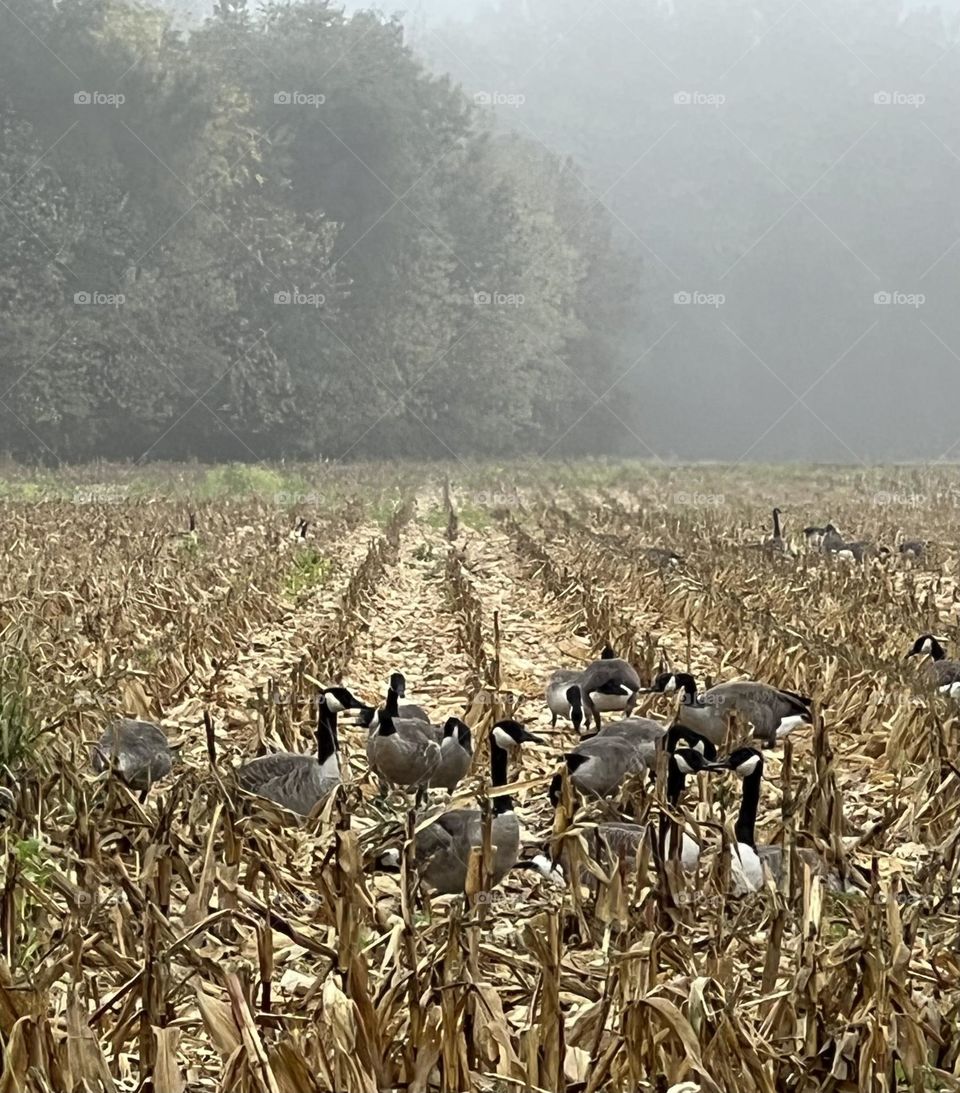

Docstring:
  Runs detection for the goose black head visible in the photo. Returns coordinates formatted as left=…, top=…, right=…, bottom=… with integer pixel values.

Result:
left=389, top=672, right=406, bottom=698
left=322, top=686, right=363, bottom=713
left=670, top=747, right=718, bottom=777
left=645, top=672, right=698, bottom=701
left=600, top=645, right=617, bottom=660
left=491, top=719, right=543, bottom=751
left=715, top=747, right=764, bottom=780
left=565, top=684, right=584, bottom=731
left=666, top=724, right=717, bottom=761
left=906, top=634, right=946, bottom=661
left=355, top=705, right=377, bottom=728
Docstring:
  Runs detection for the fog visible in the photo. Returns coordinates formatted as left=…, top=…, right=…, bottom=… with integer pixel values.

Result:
left=2, top=0, right=959, bottom=463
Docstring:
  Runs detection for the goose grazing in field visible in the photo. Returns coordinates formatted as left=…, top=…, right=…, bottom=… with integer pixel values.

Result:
left=91, top=719, right=177, bottom=793
left=545, top=670, right=585, bottom=730
left=898, top=538, right=926, bottom=560
left=237, top=687, right=362, bottom=815
left=383, top=720, right=542, bottom=895
left=356, top=672, right=431, bottom=730
left=709, top=747, right=861, bottom=894
left=579, top=646, right=641, bottom=730
left=290, top=517, right=310, bottom=541
left=429, top=717, right=473, bottom=792
left=559, top=729, right=718, bottom=872
left=642, top=545, right=683, bottom=569
left=547, top=716, right=683, bottom=805
left=366, top=679, right=444, bottom=795
left=905, top=634, right=960, bottom=696
left=803, top=525, right=828, bottom=550
left=818, top=523, right=845, bottom=554
left=644, top=672, right=812, bottom=747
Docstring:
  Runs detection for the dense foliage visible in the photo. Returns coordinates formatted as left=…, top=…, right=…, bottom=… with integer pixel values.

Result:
left=0, top=0, right=637, bottom=462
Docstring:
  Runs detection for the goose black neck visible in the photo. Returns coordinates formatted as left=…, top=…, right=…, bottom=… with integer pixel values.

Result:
left=735, top=768, right=761, bottom=849
left=666, top=755, right=686, bottom=807
left=317, top=702, right=338, bottom=760
left=490, top=738, right=512, bottom=815
left=383, top=686, right=400, bottom=717
left=772, top=509, right=782, bottom=538
left=378, top=711, right=397, bottom=737
left=666, top=724, right=714, bottom=759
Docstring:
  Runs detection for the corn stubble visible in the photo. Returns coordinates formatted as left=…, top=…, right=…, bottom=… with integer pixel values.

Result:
left=0, top=465, right=959, bottom=1092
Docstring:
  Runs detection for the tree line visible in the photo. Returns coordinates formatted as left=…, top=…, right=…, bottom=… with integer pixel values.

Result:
left=0, top=0, right=637, bottom=463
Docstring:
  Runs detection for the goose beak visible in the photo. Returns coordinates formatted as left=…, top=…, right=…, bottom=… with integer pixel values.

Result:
left=518, top=728, right=545, bottom=744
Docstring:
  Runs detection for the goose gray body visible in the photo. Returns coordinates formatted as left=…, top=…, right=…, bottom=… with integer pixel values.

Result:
left=237, top=687, right=361, bottom=815
left=648, top=673, right=812, bottom=747
left=367, top=718, right=441, bottom=789
left=399, top=720, right=540, bottom=895
left=545, top=669, right=583, bottom=727
left=906, top=635, right=960, bottom=693
left=358, top=702, right=431, bottom=731
left=579, top=647, right=641, bottom=729
left=237, top=753, right=340, bottom=815
left=556, top=735, right=652, bottom=800
left=429, top=719, right=473, bottom=792
left=91, top=719, right=174, bottom=791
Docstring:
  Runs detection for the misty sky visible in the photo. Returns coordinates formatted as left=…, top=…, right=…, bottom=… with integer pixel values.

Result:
left=146, top=0, right=960, bottom=462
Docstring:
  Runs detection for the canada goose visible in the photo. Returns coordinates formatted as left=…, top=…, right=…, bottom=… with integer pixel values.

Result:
left=579, top=646, right=641, bottom=730
left=764, top=507, right=789, bottom=554
left=366, top=681, right=444, bottom=793
left=388, top=720, right=542, bottom=895
left=290, top=517, right=310, bottom=541
left=642, top=545, right=683, bottom=568
left=803, top=525, right=827, bottom=550
left=429, top=717, right=473, bottom=792
left=356, top=672, right=431, bottom=730
left=899, top=539, right=926, bottom=560
left=237, top=686, right=362, bottom=815
left=645, top=672, right=812, bottom=747
left=595, top=746, right=717, bottom=871
left=709, top=747, right=861, bottom=894
left=91, top=719, right=176, bottom=793
left=819, top=523, right=845, bottom=553
left=547, top=716, right=679, bottom=806
left=172, top=512, right=198, bottom=542
left=545, top=670, right=584, bottom=730
left=905, top=634, right=960, bottom=695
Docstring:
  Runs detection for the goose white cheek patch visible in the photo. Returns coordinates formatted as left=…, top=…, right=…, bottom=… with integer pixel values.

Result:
left=325, top=694, right=346, bottom=713
left=736, top=754, right=762, bottom=778
left=776, top=715, right=809, bottom=738
left=492, top=728, right=514, bottom=751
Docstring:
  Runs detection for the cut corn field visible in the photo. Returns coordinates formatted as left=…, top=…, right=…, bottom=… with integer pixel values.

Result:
left=2, top=461, right=960, bottom=1092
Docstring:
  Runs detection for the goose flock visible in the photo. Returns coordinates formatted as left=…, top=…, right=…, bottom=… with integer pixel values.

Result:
left=82, top=503, right=950, bottom=906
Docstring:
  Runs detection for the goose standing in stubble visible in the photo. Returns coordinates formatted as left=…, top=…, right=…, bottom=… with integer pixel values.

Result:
left=429, top=717, right=473, bottom=792
left=366, top=680, right=444, bottom=794
left=385, top=720, right=542, bottom=895
left=237, top=686, right=362, bottom=815
left=578, top=646, right=641, bottom=730
left=356, top=671, right=432, bottom=730
left=91, top=719, right=177, bottom=794
left=905, top=634, right=960, bottom=696
left=645, top=672, right=812, bottom=747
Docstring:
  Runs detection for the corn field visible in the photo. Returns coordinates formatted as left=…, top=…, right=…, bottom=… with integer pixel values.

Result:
left=2, top=460, right=960, bottom=1093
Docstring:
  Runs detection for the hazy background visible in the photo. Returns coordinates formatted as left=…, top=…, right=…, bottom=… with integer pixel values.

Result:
left=2, top=0, right=959, bottom=464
